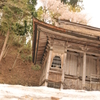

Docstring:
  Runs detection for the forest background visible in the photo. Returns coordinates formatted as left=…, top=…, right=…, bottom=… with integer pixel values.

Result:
left=0, top=0, right=88, bottom=86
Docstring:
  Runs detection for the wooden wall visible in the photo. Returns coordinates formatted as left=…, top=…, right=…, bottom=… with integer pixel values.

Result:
left=64, top=52, right=98, bottom=77
left=39, top=53, right=49, bottom=85
left=86, top=56, right=97, bottom=76
left=79, top=57, right=83, bottom=77
left=64, top=78, right=78, bottom=89
left=39, top=62, right=47, bottom=85
left=40, top=46, right=100, bottom=90
left=65, top=52, right=78, bottom=76
left=63, top=51, right=100, bottom=90
left=99, top=60, right=100, bottom=75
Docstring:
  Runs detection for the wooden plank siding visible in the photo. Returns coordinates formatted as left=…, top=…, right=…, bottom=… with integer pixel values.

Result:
left=65, top=53, right=78, bottom=76
left=33, top=18, right=100, bottom=90
left=86, top=57, right=97, bottom=76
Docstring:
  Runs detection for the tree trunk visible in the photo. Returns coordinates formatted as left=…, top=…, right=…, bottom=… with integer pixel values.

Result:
left=0, top=30, right=10, bottom=63
left=10, top=51, right=20, bottom=70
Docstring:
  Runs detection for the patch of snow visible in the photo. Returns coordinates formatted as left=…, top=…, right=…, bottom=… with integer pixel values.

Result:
left=0, top=84, right=100, bottom=100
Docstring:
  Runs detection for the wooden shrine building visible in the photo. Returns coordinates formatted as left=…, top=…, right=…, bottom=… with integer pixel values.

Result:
left=32, top=18, right=100, bottom=90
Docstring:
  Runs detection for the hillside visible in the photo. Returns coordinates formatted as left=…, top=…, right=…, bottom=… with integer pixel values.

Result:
left=0, top=34, right=41, bottom=86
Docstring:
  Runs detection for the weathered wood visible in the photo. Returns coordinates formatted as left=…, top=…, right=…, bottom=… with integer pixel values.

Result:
left=41, top=48, right=49, bottom=64
left=39, top=38, right=47, bottom=40
left=77, top=54, right=81, bottom=76
left=67, top=48, right=84, bottom=53
left=82, top=52, right=86, bottom=89
left=64, top=74, right=78, bottom=79
left=97, top=57, right=100, bottom=75
left=61, top=52, right=67, bottom=89
left=48, top=72, right=62, bottom=83
left=67, top=48, right=100, bottom=56
left=87, top=52, right=100, bottom=57
left=39, top=54, right=49, bottom=85
left=69, top=42, right=100, bottom=52
left=34, top=30, right=40, bottom=64
left=39, top=41, right=47, bottom=44
left=68, top=51, right=79, bottom=56
left=49, top=70, right=62, bottom=74
left=45, top=49, right=53, bottom=86
left=68, top=53, right=71, bottom=75
left=87, top=55, right=97, bottom=60
left=39, top=43, right=47, bottom=46
left=77, top=54, right=81, bottom=89
left=55, top=37, right=99, bottom=47
left=38, top=45, right=46, bottom=48
left=86, top=56, right=97, bottom=77
left=33, top=18, right=100, bottom=90
left=50, top=67, right=62, bottom=72
left=39, top=28, right=100, bottom=45
left=47, top=79, right=62, bottom=83
left=37, top=51, right=44, bottom=54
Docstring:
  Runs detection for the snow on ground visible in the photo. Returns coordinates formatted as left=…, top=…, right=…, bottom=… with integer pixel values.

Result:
left=0, top=84, right=100, bottom=100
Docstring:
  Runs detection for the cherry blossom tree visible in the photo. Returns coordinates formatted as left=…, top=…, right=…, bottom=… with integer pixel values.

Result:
left=38, top=0, right=87, bottom=25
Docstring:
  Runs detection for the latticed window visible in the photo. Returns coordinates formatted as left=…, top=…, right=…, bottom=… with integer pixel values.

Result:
left=51, top=56, right=61, bottom=68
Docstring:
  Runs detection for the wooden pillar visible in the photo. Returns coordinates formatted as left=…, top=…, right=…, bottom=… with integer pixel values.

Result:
left=61, top=50, right=67, bottom=89
left=77, top=54, right=81, bottom=76
left=82, top=52, right=86, bottom=89
left=96, top=57, right=100, bottom=90
left=97, top=57, right=100, bottom=75
left=77, top=54, right=81, bottom=89
left=45, top=47, right=53, bottom=86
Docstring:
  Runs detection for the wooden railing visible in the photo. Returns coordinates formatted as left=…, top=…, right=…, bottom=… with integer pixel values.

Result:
left=90, top=74, right=100, bottom=90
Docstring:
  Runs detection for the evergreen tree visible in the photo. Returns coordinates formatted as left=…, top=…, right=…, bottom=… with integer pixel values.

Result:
left=0, top=0, right=37, bottom=62
left=61, top=0, right=83, bottom=11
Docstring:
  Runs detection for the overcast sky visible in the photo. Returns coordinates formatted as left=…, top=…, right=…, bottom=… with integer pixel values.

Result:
left=83, top=0, right=100, bottom=28
left=36, top=0, right=100, bottom=28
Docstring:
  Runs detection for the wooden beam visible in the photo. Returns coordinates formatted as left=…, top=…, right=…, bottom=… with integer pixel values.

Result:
left=87, top=52, right=100, bottom=57
left=67, top=48, right=100, bottom=56
left=53, top=39, right=100, bottom=52
left=68, top=51, right=79, bottom=56
left=49, top=70, right=62, bottom=74
left=82, top=52, right=86, bottom=89
left=87, top=55, right=97, bottom=60
left=53, top=37, right=99, bottom=47
left=40, top=29, right=100, bottom=45
left=34, top=29, right=40, bottom=64
left=67, top=48, right=83, bottom=53
left=68, top=42, right=100, bottom=50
